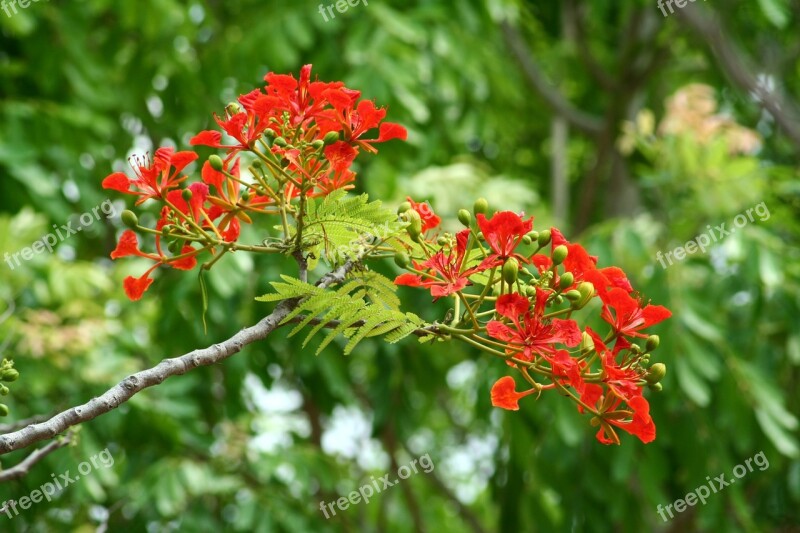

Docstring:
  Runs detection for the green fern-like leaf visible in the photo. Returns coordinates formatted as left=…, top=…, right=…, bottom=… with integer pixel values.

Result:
left=301, top=190, right=408, bottom=265
left=256, top=272, right=424, bottom=355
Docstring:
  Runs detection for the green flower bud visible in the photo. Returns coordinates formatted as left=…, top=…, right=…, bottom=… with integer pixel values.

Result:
left=208, top=154, right=224, bottom=172
left=646, top=335, right=660, bottom=352
left=552, top=245, right=568, bottom=265
left=264, top=129, right=277, bottom=139
left=502, top=258, right=519, bottom=284
left=242, top=190, right=252, bottom=202
left=1, top=369, right=19, bottom=382
left=0, top=404, right=8, bottom=417
left=406, top=210, right=422, bottom=240
left=527, top=231, right=539, bottom=242
left=394, top=252, right=411, bottom=268
left=646, top=363, right=666, bottom=384
left=580, top=331, right=594, bottom=353
left=168, top=240, right=181, bottom=254
left=572, top=281, right=595, bottom=309
left=522, top=235, right=532, bottom=245
left=0, top=384, right=8, bottom=396
left=437, top=236, right=448, bottom=246
left=311, top=139, right=325, bottom=150
left=457, top=209, right=472, bottom=227
left=649, top=382, right=663, bottom=392
left=554, top=295, right=564, bottom=305
left=226, top=102, right=242, bottom=115
left=537, top=230, right=551, bottom=247
left=473, top=198, right=489, bottom=215
left=564, top=289, right=581, bottom=301
left=525, top=286, right=537, bottom=297
left=323, top=131, right=340, bottom=145
left=274, top=136, right=287, bottom=147
left=476, top=231, right=484, bottom=241
left=559, top=272, right=574, bottom=290
left=182, top=188, right=193, bottom=201
left=397, top=201, right=412, bottom=215
left=121, top=210, right=138, bottom=229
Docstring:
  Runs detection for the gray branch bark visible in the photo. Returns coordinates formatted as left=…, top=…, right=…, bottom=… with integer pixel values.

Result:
left=0, top=430, right=74, bottom=482
left=0, top=261, right=355, bottom=458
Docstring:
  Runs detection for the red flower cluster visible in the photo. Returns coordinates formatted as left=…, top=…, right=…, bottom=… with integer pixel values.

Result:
left=394, top=202, right=671, bottom=445
left=103, top=65, right=407, bottom=300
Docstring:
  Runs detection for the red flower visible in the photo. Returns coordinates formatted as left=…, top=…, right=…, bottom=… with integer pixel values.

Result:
left=545, top=228, right=633, bottom=296
left=476, top=211, right=533, bottom=263
left=122, top=270, right=156, bottom=301
left=486, top=290, right=582, bottom=362
left=394, top=229, right=491, bottom=300
left=102, top=147, right=197, bottom=205
left=600, top=288, right=671, bottom=339
left=490, top=376, right=536, bottom=410
left=406, top=196, right=441, bottom=232
left=111, top=231, right=156, bottom=260
left=190, top=89, right=273, bottom=158
left=594, top=394, right=656, bottom=445
left=318, top=96, right=407, bottom=154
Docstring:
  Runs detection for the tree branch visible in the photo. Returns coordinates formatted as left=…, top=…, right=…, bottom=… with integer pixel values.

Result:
left=500, top=20, right=604, bottom=136
left=678, top=6, right=800, bottom=149
left=0, top=261, right=356, bottom=457
left=0, top=430, right=75, bottom=482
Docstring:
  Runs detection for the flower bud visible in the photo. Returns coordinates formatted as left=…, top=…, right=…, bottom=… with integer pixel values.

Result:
left=0, top=404, right=8, bottom=417
left=580, top=331, right=594, bottom=353
left=182, top=188, right=193, bottom=201
left=323, top=131, right=340, bottom=145
left=121, top=210, right=138, bottom=229
left=646, top=335, right=660, bottom=352
left=572, top=281, right=595, bottom=309
left=476, top=231, right=484, bottom=241
left=564, top=289, right=581, bottom=301
left=274, top=137, right=287, bottom=147
left=397, top=202, right=412, bottom=215
left=457, top=209, right=472, bottom=227
left=208, top=154, right=224, bottom=172
left=645, top=363, right=666, bottom=384
left=552, top=245, right=568, bottom=265
left=649, top=382, right=663, bottom=392
left=537, top=230, right=551, bottom=247
left=473, top=198, right=489, bottom=215
left=168, top=240, right=181, bottom=254
left=406, top=210, right=422, bottom=240
left=437, top=236, right=448, bottom=246
left=525, top=286, right=537, bottom=297
left=311, top=139, right=324, bottom=150
left=502, top=258, right=519, bottom=284
left=0, top=385, right=7, bottom=396
left=522, top=235, right=532, bottom=245
left=527, top=231, right=539, bottom=241
left=0, top=369, right=18, bottom=382
left=559, top=272, right=574, bottom=290
left=394, top=252, right=411, bottom=268
left=265, top=129, right=277, bottom=139
left=226, top=102, right=242, bottom=115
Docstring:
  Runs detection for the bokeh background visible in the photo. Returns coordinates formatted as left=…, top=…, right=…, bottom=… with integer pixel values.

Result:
left=1, top=0, right=799, bottom=531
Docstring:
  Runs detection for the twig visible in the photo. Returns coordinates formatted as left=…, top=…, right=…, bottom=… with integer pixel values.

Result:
left=500, top=19, right=604, bottom=136
left=0, top=430, right=75, bottom=482
left=0, top=262, right=356, bottom=457
left=678, top=6, right=800, bottom=149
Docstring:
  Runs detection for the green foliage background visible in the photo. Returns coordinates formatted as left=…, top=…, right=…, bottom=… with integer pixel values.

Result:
left=1, top=0, right=798, bottom=531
